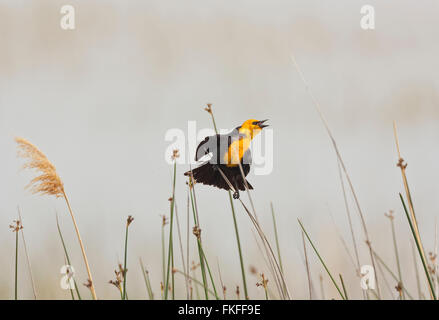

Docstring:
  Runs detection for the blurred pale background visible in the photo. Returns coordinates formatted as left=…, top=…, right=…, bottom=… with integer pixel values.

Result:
left=1, top=0, right=438, bottom=299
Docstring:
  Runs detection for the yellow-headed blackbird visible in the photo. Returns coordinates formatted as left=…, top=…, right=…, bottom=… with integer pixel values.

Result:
left=184, top=119, right=268, bottom=199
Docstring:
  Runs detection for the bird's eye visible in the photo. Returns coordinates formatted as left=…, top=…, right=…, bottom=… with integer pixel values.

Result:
left=252, top=121, right=258, bottom=125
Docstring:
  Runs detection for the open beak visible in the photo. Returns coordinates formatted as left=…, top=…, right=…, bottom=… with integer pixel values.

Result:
left=257, top=119, right=269, bottom=129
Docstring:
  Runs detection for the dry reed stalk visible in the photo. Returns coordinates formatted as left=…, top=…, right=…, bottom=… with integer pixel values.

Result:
left=174, top=269, right=217, bottom=297
left=15, top=137, right=97, bottom=300
left=17, top=207, right=37, bottom=300
left=174, top=203, right=190, bottom=299
left=385, top=210, right=405, bottom=299
left=205, top=104, right=249, bottom=299
left=337, top=160, right=361, bottom=276
left=392, top=122, right=433, bottom=299
left=216, top=259, right=227, bottom=300
left=411, top=240, right=423, bottom=299
left=270, top=203, right=284, bottom=274
left=217, top=165, right=290, bottom=299
left=236, top=163, right=289, bottom=297
left=290, top=54, right=381, bottom=298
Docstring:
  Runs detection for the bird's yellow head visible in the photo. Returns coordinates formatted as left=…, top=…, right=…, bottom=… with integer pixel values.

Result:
left=238, top=119, right=269, bottom=139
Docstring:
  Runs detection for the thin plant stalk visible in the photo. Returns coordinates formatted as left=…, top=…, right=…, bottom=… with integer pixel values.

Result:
left=433, top=218, right=438, bottom=298
left=228, top=192, right=249, bottom=299
left=298, top=219, right=345, bottom=300
left=15, top=224, right=19, bottom=300
left=411, top=240, right=423, bottom=299
left=122, top=216, right=133, bottom=300
left=56, top=213, right=82, bottom=300
left=192, top=263, right=201, bottom=300
left=339, top=274, right=349, bottom=300
left=186, top=190, right=191, bottom=296
left=17, top=208, right=37, bottom=300
left=15, top=138, right=97, bottom=299
left=187, top=176, right=209, bottom=299
left=199, top=245, right=219, bottom=299
left=386, top=211, right=405, bottom=299
left=374, top=253, right=395, bottom=299
left=63, top=255, right=75, bottom=300
left=217, top=260, right=226, bottom=300
left=139, top=258, right=154, bottom=300
left=251, top=231, right=279, bottom=299
left=175, top=203, right=189, bottom=299
left=164, top=161, right=177, bottom=300
left=271, top=202, right=284, bottom=274
left=393, top=122, right=432, bottom=299
left=372, top=249, right=414, bottom=299
left=161, top=215, right=166, bottom=289
left=319, top=275, right=325, bottom=300
left=218, top=165, right=289, bottom=299
left=205, top=104, right=249, bottom=299
left=219, top=168, right=285, bottom=298
left=290, top=56, right=380, bottom=298
left=400, top=194, right=436, bottom=299
left=63, top=192, right=97, bottom=299
left=302, top=230, right=313, bottom=300
left=337, top=160, right=362, bottom=276
left=175, top=269, right=217, bottom=297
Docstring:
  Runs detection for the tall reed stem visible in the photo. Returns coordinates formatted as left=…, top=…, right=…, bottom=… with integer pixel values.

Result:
left=14, top=227, right=18, bottom=300
left=400, top=194, right=436, bottom=299
left=188, top=177, right=209, bottom=299
left=393, top=121, right=433, bottom=299
left=62, top=191, right=97, bottom=300
left=122, top=216, right=133, bottom=300
left=298, top=219, right=345, bottom=300
left=17, top=208, right=37, bottom=300
left=291, top=55, right=380, bottom=297
left=205, top=104, right=248, bottom=299
left=56, top=213, right=82, bottom=300
left=271, top=203, right=284, bottom=274
left=164, top=161, right=177, bottom=300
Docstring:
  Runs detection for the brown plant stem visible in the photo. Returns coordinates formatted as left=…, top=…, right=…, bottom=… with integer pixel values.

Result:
left=62, top=191, right=97, bottom=300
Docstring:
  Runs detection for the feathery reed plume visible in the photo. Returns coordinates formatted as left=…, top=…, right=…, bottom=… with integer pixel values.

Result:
left=15, top=137, right=97, bottom=300
left=15, top=137, right=63, bottom=197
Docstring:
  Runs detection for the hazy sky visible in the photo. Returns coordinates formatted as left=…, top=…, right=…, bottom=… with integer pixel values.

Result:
left=1, top=1, right=439, bottom=299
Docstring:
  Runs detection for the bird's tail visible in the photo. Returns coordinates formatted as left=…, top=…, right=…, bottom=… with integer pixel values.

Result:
left=184, top=163, right=253, bottom=191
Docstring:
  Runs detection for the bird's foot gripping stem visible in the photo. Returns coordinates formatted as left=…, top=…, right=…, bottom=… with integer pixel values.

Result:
left=232, top=190, right=240, bottom=199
